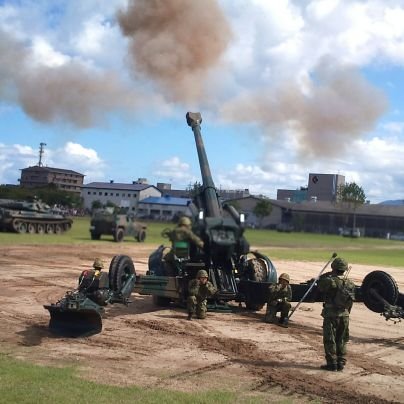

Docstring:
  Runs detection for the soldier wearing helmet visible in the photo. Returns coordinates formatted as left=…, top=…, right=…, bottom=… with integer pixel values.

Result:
left=264, top=272, right=292, bottom=327
left=187, top=269, right=217, bottom=321
left=161, top=216, right=204, bottom=275
left=77, top=258, right=109, bottom=305
left=318, top=257, right=355, bottom=372
left=162, top=216, right=204, bottom=249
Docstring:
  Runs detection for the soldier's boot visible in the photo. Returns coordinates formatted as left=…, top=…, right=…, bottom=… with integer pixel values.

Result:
left=187, top=312, right=193, bottom=321
left=278, top=317, right=289, bottom=328
left=320, top=363, right=337, bottom=371
left=337, top=359, right=346, bottom=371
left=264, top=307, right=277, bottom=324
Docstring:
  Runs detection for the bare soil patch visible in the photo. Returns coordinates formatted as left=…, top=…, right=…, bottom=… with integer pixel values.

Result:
left=1, top=244, right=403, bottom=403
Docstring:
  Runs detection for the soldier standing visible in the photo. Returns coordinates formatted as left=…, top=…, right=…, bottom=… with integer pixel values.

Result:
left=187, top=269, right=217, bottom=320
left=318, top=257, right=355, bottom=371
left=265, top=273, right=292, bottom=327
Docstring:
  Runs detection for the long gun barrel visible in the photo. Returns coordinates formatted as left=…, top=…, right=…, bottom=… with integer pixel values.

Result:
left=186, top=112, right=221, bottom=218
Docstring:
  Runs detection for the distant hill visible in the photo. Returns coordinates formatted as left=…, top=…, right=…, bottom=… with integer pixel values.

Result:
left=379, top=200, right=404, bottom=205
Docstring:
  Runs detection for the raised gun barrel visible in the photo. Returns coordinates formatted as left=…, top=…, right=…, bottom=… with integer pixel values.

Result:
left=186, top=112, right=221, bottom=218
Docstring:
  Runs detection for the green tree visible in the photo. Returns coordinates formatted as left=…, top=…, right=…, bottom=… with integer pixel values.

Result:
left=91, top=200, right=103, bottom=211
left=337, top=182, right=366, bottom=232
left=186, top=181, right=202, bottom=198
left=253, top=199, right=272, bottom=228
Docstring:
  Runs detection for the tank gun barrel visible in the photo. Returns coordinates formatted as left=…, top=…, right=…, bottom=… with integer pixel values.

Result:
left=186, top=112, right=221, bottom=218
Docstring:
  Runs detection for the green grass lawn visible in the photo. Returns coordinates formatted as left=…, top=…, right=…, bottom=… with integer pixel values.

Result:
left=0, top=217, right=403, bottom=266
left=0, top=354, right=246, bottom=404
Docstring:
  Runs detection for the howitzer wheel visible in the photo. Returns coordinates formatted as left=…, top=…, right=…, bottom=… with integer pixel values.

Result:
left=361, top=271, right=399, bottom=313
left=108, top=255, right=136, bottom=292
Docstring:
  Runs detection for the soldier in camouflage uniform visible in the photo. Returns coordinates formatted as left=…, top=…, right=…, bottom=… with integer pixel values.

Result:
left=162, top=216, right=204, bottom=275
left=265, top=273, right=292, bottom=327
left=187, top=269, right=217, bottom=320
left=318, top=257, right=355, bottom=372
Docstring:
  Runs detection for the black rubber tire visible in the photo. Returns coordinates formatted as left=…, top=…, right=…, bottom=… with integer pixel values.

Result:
left=108, top=255, right=136, bottom=292
left=91, top=232, right=101, bottom=240
left=361, top=271, right=399, bottom=313
left=46, top=224, right=54, bottom=234
left=114, top=228, right=124, bottom=242
left=153, top=295, right=171, bottom=307
left=136, top=230, right=146, bottom=242
left=54, top=224, right=62, bottom=234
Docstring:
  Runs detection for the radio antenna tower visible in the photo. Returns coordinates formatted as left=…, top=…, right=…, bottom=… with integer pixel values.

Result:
left=38, top=142, right=47, bottom=167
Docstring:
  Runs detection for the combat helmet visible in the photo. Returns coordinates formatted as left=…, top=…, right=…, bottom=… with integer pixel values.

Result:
left=93, top=258, right=104, bottom=270
left=178, top=216, right=192, bottom=227
left=196, top=269, right=208, bottom=278
left=278, top=273, right=290, bottom=283
left=331, top=257, right=348, bottom=273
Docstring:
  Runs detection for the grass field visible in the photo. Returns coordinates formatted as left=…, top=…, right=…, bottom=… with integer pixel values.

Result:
left=0, top=354, right=246, bottom=404
left=0, top=217, right=403, bottom=267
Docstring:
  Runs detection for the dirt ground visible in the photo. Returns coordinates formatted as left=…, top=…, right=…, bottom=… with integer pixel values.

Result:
left=0, top=243, right=403, bottom=403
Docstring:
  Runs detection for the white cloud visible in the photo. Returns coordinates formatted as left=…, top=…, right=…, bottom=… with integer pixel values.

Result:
left=154, top=156, right=194, bottom=182
left=0, top=141, right=106, bottom=184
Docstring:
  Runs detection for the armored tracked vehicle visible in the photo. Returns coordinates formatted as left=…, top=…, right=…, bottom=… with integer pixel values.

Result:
left=45, top=112, right=404, bottom=337
left=90, top=208, right=147, bottom=242
left=0, top=199, right=72, bottom=234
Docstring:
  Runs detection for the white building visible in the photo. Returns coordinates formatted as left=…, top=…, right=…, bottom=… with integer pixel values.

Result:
left=137, top=196, right=192, bottom=221
left=81, top=181, right=161, bottom=212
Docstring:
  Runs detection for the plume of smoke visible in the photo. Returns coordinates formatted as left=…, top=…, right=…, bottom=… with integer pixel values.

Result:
left=117, top=0, right=232, bottom=103
left=0, top=29, right=139, bottom=128
left=220, top=60, right=388, bottom=159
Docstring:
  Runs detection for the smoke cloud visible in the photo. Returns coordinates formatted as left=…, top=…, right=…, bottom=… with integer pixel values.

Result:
left=117, top=0, right=232, bottom=103
left=220, top=60, right=388, bottom=159
left=0, top=29, right=139, bottom=128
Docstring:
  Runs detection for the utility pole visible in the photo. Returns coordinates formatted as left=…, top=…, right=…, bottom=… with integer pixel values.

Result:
left=38, top=142, right=47, bottom=167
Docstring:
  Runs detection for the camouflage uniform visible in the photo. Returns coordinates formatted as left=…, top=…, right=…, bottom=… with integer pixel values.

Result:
left=265, top=273, right=292, bottom=325
left=162, top=225, right=204, bottom=249
left=78, top=258, right=109, bottom=306
left=162, top=219, right=204, bottom=275
left=318, top=258, right=355, bottom=371
left=187, top=271, right=217, bottom=320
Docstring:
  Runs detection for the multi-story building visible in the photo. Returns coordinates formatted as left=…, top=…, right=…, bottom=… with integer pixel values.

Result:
left=277, top=173, right=345, bottom=203
left=19, top=166, right=84, bottom=195
left=81, top=181, right=161, bottom=212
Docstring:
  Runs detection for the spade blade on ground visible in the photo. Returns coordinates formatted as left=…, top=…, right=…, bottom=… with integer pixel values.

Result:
left=44, top=305, right=102, bottom=338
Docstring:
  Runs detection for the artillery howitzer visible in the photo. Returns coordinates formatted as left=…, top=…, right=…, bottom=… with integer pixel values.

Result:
left=0, top=199, right=72, bottom=234
left=44, top=112, right=404, bottom=337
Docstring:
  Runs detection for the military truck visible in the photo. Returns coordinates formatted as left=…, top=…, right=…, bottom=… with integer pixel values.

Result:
left=89, top=208, right=146, bottom=242
left=45, top=112, right=404, bottom=337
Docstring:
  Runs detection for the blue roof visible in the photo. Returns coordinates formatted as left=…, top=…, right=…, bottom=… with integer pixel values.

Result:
left=139, top=196, right=191, bottom=206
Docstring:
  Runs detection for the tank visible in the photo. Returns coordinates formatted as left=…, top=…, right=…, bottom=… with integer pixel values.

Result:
left=0, top=199, right=73, bottom=234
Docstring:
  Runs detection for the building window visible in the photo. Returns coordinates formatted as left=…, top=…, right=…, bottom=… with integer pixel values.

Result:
left=99, top=192, right=102, bottom=195
left=116, top=193, right=119, bottom=196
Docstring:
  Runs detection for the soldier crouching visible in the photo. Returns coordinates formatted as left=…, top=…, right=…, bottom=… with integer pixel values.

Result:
left=187, top=269, right=217, bottom=320
left=265, top=273, right=292, bottom=327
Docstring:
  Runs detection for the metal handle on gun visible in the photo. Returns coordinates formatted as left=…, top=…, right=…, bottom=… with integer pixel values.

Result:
left=287, top=252, right=337, bottom=321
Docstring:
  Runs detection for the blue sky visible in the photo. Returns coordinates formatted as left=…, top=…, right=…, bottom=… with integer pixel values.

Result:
left=1, top=0, right=404, bottom=203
